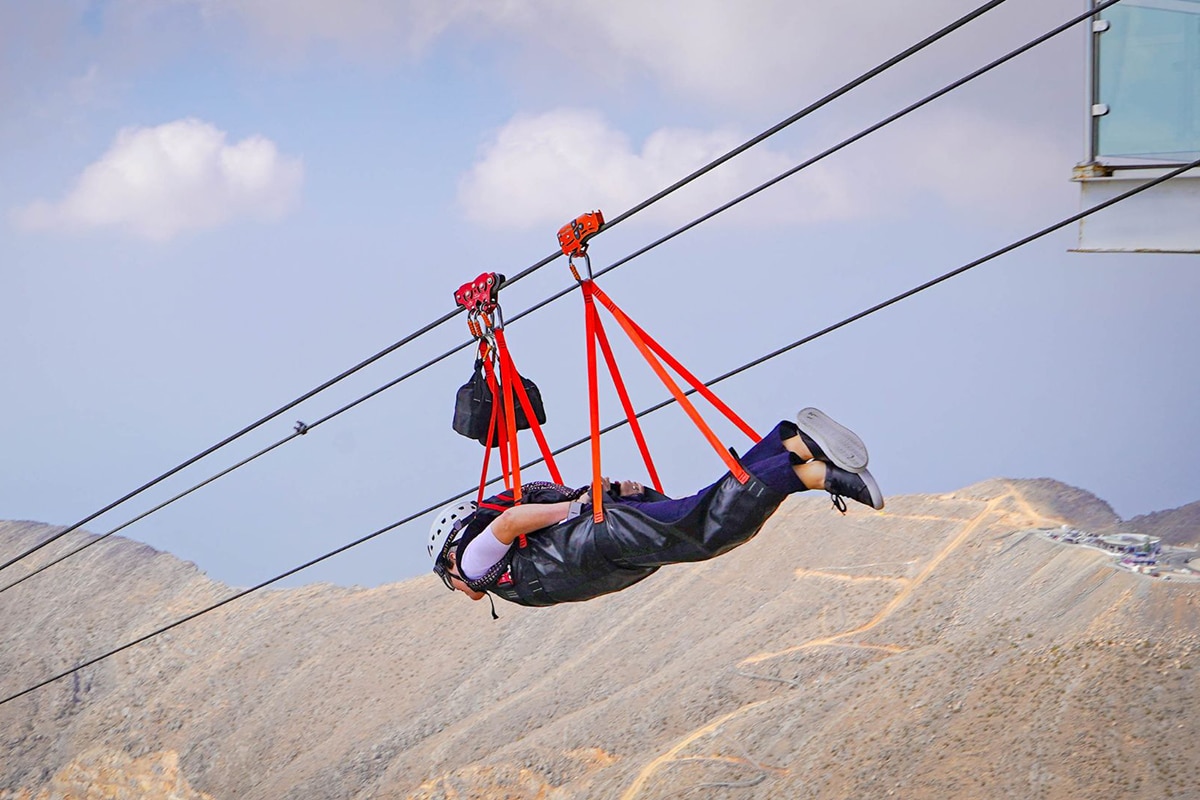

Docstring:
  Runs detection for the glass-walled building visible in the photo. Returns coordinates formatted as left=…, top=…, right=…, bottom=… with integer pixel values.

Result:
left=1093, top=0, right=1200, bottom=161
left=1076, top=0, right=1200, bottom=252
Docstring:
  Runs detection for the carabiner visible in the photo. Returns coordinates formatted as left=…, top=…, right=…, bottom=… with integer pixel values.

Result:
left=568, top=251, right=594, bottom=283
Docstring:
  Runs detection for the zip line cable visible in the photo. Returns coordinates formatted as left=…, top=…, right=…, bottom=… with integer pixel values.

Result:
left=584, top=0, right=1007, bottom=233
left=0, top=0, right=1051, bottom=594
left=0, top=0, right=1013, bottom=579
left=4, top=152, right=1196, bottom=709
left=0, top=436, right=298, bottom=594
left=486, top=0, right=1129, bottom=338
left=4, top=0, right=1117, bottom=595
left=542, top=166, right=1200, bottom=466
left=0, top=340, right=476, bottom=594
left=0, top=307, right=456, bottom=576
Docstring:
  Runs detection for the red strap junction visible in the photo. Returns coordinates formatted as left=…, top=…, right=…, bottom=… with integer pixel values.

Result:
left=470, top=311, right=562, bottom=507
left=576, top=276, right=760, bottom=522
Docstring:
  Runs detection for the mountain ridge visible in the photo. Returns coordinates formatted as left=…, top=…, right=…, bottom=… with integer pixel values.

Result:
left=2, top=478, right=1198, bottom=799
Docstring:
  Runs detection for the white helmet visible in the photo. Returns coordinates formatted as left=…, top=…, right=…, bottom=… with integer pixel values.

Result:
left=427, top=499, right=477, bottom=567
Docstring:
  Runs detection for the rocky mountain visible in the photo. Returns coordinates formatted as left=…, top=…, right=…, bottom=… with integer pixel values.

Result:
left=1124, top=500, right=1200, bottom=547
left=2, top=479, right=1198, bottom=799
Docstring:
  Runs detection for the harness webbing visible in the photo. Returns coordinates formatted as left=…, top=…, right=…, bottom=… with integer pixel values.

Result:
left=496, top=327, right=563, bottom=489
left=590, top=310, right=663, bottom=496
left=582, top=283, right=604, bottom=522
left=577, top=276, right=758, bottom=521
left=596, top=286, right=760, bottom=445
left=478, top=349, right=505, bottom=500
left=473, top=315, right=562, bottom=506
left=497, top=330, right=522, bottom=498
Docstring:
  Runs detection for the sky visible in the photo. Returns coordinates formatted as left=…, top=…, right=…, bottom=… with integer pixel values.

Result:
left=2, top=0, right=1197, bottom=594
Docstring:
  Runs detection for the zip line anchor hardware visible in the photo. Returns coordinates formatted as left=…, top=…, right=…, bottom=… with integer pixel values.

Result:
left=555, top=207, right=758, bottom=523
left=451, top=268, right=562, bottom=499
left=557, top=210, right=604, bottom=259
left=559, top=210, right=604, bottom=282
left=568, top=252, right=594, bottom=283
left=454, top=272, right=506, bottom=317
left=455, top=272, right=507, bottom=338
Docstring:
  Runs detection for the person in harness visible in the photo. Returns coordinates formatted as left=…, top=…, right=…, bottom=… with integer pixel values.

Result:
left=428, top=408, right=883, bottom=609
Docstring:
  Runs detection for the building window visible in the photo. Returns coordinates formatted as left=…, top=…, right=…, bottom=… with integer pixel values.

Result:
left=1095, top=0, right=1200, bottom=160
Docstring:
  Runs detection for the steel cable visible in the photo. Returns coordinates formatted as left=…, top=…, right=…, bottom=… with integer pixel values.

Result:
left=4, top=151, right=1195, bottom=708
left=0, top=0, right=1013, bottom=579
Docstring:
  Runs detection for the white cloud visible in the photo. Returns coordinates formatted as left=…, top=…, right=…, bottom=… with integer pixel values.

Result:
left=14, top=118, right=303, bottom=241
left=458, top=109, right=856, bottom=230
left=35, top=2, right=1074, bottom=236
left=457, top=106, right=1070, bottom=231
left=499, top=0, right=870, bottom=108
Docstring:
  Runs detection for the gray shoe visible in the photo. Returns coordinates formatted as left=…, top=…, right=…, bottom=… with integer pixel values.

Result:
left=824, top=464, right=884, bottom=512
left=795, top=407, right=868, bottom=473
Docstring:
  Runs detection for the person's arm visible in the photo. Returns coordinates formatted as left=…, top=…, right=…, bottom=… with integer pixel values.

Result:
left=490, top=499, right=584, bottom=545
left=488, top=477, right=658, bottom=546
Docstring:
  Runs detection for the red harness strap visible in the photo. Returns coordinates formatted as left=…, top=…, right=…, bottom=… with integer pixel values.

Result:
left=591, top=282, right=760, bottom=444
left=494, top=327, right=563, bottom=487
left=497, top=333, right=522, bottom=500
left=589, top=298, right=663, bottom=495
left=457, top=271, right=561, bottom=534
left=576, top=276, right=760, bottom=521
left=582, top=282, right=605, bottom=522
left=471, top=318, right=562, bottom=508
left=477, top=347, right=507, bottom=501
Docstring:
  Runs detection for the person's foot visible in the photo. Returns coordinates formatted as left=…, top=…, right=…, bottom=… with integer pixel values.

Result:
left=795, top=407, right=868, bottom=473
left=824, top=464, right=884, bottom=512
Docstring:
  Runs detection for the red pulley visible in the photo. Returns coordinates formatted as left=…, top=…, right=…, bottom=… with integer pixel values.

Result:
left=454, top=272, right=505, bottom=315
left=557, top=210, right=604, bottom=258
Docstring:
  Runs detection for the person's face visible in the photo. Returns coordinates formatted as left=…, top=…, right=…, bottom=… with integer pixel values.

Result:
left=444, top=552, right=485, bottom=601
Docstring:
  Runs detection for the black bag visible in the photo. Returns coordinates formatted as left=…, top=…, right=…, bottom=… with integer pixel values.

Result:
left=453, top=359, right=546, bottom=447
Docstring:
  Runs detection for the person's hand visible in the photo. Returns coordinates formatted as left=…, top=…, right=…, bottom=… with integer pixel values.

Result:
left=618, top=480, right=644, bottom=497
